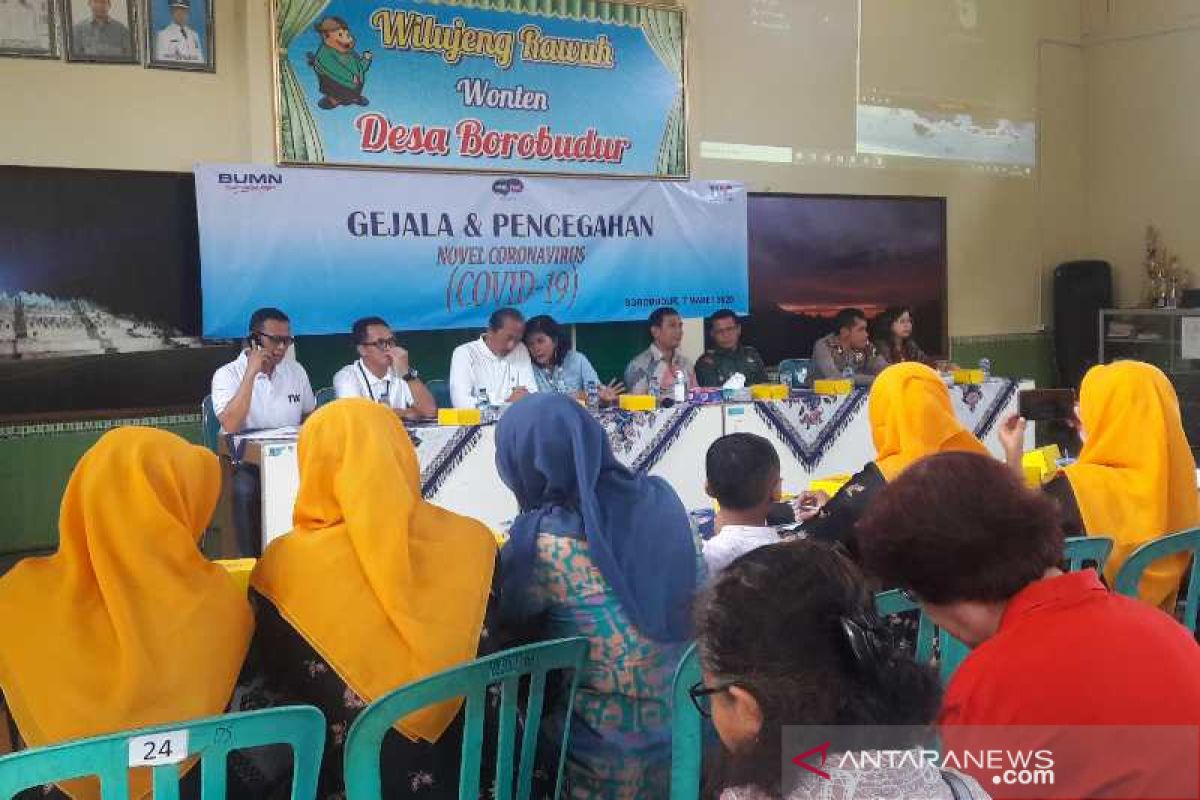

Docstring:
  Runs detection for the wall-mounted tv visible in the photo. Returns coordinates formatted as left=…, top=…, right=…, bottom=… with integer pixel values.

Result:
left=744, top=193, right=948, bottom=367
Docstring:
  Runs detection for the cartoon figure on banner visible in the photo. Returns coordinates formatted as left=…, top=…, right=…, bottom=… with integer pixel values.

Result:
left=307, top=16, right=372, bottom=110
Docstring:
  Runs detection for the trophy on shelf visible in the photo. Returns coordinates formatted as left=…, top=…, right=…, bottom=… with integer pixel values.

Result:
left=1143, top=225, right=1191, bottom=308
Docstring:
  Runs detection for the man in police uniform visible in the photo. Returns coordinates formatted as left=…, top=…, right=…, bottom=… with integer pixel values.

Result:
left=695, top=309, right=769, bottom=386
left=211, top=307, right=315, bottom=556
left=154, top=0, right=203, bottom=63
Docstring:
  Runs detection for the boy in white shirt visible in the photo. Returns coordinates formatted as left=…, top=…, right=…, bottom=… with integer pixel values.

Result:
left=702, top=433, right=785, bottom=576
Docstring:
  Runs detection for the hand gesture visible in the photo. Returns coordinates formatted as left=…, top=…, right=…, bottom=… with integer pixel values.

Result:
left=599, top=380, right=625, bottom=404
left=389, top=346, right=411, bottom=376
left=998, top=414, right=1028, bottom=462
left=793, top=490, right=829, bottom=522
left=245, top=345, right=268, bottom=377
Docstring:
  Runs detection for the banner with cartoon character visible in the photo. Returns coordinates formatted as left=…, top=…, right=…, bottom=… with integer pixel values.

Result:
left=195, top=164, right=747, bottom=336
left=272, top=0, right=686, bottom=177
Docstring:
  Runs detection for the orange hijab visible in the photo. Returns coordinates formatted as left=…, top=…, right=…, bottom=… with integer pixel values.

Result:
left=251, top=399, right=496, bottom=743
left=869, top=362, right=989, bottom=481
left=1065, top=361, right=1199, bottom=606
left=0, top=427, right=253, bottom=800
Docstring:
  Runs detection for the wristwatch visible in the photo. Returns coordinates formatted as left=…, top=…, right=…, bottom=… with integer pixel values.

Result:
left=401, top=368, right=420, bottom=381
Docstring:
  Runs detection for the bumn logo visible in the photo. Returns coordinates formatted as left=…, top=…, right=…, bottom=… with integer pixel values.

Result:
left=218, top=172, right=283, bottom=194
left=492, top=177, right=525, bottom=197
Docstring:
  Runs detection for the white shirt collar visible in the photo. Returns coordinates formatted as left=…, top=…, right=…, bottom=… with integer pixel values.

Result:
left=475, top=335, right=514, bottom=362
left=357, top=358, right=395, bottom=383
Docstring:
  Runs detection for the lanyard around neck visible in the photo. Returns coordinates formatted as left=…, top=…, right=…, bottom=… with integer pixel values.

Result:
left=358, top=361, right=390, bottom=404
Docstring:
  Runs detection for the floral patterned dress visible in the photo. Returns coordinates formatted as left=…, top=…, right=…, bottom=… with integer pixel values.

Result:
left=509, top=532, right=700, bottom=800
left=236, top=590, right=497, bottom=800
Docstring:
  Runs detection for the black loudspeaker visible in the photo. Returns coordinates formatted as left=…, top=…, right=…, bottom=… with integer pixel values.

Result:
left=1053, top=260, right=1113, bottom=391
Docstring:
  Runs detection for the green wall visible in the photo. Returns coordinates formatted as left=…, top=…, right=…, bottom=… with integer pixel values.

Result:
left=0, top=330, right=1055, bottom=559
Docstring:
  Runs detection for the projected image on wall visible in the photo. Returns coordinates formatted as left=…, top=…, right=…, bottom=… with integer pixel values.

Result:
left=856, top=102, right=1034, bottom=168
left=692, top=0, right=1036, bottom=176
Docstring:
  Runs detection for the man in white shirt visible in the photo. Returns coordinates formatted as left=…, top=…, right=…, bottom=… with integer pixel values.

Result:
left=154, top=0, right=203, bottom=63
left=448, top=308, right=538, bottom=409
left=702, top=433, right=785, bottom=576
left=333, top=316, right=436, bottom=419
left=210, top=307, right=314, bottom=556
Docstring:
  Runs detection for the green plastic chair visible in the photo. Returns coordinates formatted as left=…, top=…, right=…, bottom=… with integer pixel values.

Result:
left=669, top=643, right=702, bottom=800
left=1113, top=527, right=1200, bottom=632
left=315, top=387, right=337, bottom=408
left=343, top=637, right=588, bottom=800
left=1063, top=535, right=1114, bottom=574
left=0, top=705, right=326, bottom=800
left=201, top=395, right=221, bottom=455
left=873, top=589, right=967, bottom=684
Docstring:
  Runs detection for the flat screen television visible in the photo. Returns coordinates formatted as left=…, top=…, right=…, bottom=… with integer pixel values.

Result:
left=743, top=193, right=948, bottom=367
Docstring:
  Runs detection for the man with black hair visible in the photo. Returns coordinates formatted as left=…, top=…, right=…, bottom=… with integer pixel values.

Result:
left=333, top=316, right=436, bottom=419
left=695, top=309, right=768, bottom=386
left=211, top=307, right=315, bottom=556
left=448, top=307, right=538, bottom=408
left=812, top=307, right=887, bottom=385
left=624, top=307, right=697, bottom=395
left=211, top=307, right=314, bottom=434
left=701, top=433, right=785, bottom=575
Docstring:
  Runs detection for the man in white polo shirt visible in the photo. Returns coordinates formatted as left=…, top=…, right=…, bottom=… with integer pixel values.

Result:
left=448, top=307, right=538, bottom=408
left=210, top=307, right=315, bottom=556
left=333, top=316, right=436, bottom=419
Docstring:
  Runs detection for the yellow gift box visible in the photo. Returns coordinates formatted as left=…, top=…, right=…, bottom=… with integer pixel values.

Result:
left=215, top=558, right=256, bottom=594
left=751, top=383, right=789, bottom=400
left=953, top=369, right=986, bottom=385
left=1021, top=444, right=1063, bottom=486
left=808, top=474, right=852, bottom=497
left=813, top=379, right=852, bottom=395
left=438, top=408, right=483, bottom=426
left=619, top=394, right=657, bottom=411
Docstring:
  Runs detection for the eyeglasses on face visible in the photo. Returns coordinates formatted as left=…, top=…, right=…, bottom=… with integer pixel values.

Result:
left=361, top=337, right=397, bottom=351
left=253, top=331, right=294, bottom=348
left=688, top=679, right=739, bottom=718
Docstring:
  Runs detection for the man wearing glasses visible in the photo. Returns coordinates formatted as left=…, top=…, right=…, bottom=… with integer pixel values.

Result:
left=211, top=307, right=315, bottom=433
left=333, top=316, right=436, bottom=419
left=211, top=307, right=315, bottom=557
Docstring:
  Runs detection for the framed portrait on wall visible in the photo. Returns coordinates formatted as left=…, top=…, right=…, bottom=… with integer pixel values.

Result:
left=144, top=0, right=212, bottom=71
left=61, top=0, right=137, bottom=63
left=0, top=0, right=58, bottom=58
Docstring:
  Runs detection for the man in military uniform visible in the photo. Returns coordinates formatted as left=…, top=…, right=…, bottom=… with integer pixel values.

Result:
left=695, top=309, right=769, bottom=386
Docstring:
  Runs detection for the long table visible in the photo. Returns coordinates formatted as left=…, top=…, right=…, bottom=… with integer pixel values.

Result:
left=240, top=378, right=1032, bottom=547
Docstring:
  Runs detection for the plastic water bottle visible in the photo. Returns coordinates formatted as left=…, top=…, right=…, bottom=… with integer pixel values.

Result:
left=475, top=388, right=492, bottom=423
left=585, top=381, right=600, bottom=410
left=978, top=358, right=992, bottom=381
left=673, top=368, right=687, bottom=403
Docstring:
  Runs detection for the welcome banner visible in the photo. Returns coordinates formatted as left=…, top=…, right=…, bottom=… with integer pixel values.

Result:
left=272, top=0, right=686, bottom=177
left=195, top=164, right=747, bottom=337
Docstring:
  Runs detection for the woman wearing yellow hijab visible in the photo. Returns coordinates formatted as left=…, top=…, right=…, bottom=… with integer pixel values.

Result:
left=801, top=362, right=989, bottom=555
left=1002, top=361, right=1198, bottom=606
left=0, top=427, right=253, bottom=800
left=247, top=399, right=496, bottom=800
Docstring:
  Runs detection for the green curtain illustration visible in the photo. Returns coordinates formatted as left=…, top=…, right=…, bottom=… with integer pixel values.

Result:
left=277, top=0, right=330, bottom=163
